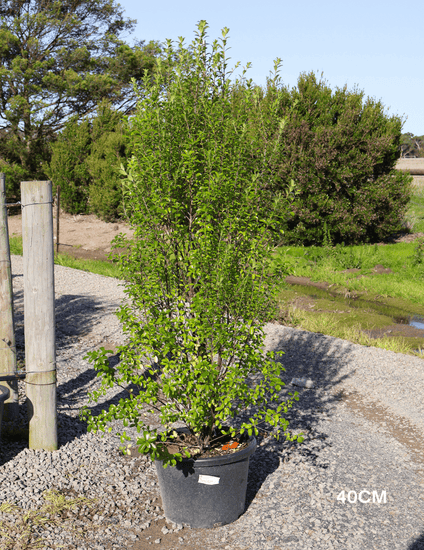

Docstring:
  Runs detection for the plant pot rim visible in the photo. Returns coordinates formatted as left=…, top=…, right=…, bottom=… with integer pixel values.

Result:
left=155, top=428, right=257, bottom=468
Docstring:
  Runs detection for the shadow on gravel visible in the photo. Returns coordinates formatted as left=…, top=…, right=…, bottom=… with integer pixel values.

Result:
left=12, top=293, right=117, bottom=355
left=0, top=291, right=126, bottom=464
left=9, top=288, right=24, bottom=347
left=409, top=534, right=424, bottom=550
left=270, top=322, right=355, bottom=392
left=55, top=293, right=118, bottom=347
left=0, top=352, right=139, bottom=465
left=242, top=324, right=356, bottom=513
left=55, top=350, right=163, bottom=449
left=244, top=413, right=333, bottom=513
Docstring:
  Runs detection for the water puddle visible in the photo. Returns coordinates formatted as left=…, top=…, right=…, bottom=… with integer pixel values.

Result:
left=409, top=316, right=424, bottom=330
left=282, top=278, right=424, bottom=352
left=286, top=281, right=424, bottom=327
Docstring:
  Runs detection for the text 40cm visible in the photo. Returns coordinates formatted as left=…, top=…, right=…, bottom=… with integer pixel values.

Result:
left=337, top=490, right=386, bottom=504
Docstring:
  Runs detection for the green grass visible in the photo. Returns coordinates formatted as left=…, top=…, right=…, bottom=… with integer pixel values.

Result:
left=277, top=305, right=414, bottom=355
left=271, top=241, right=424, bottom=306
left=267, top=187, right=424, bottom=355
left=9, top=235, right=23, bottom=255
left=54, top=252, right=121, bottom=278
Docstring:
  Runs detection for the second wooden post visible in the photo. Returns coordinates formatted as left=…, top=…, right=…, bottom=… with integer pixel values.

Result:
left=0, top=173, right=18, bottom=422
left=21, top=180, right=57, bottom=451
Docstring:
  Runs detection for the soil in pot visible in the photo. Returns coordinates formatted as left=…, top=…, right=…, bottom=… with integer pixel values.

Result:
left=159, top=426, right=252, bottom=459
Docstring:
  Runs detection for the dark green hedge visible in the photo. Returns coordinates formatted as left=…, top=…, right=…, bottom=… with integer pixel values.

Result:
left=235, top=72, right=413, bottom=245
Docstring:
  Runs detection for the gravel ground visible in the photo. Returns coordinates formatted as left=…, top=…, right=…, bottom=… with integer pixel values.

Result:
left=1, top=254, right=424, bottom=550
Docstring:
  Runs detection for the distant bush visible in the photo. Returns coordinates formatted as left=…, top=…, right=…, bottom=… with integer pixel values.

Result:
left=233, top=72, right=413, bottom=245
left=45, top=115, right=92, bottom=214
left=85, top=102, right=128, bottom=221
left=46, top=100, right=128, bottom=220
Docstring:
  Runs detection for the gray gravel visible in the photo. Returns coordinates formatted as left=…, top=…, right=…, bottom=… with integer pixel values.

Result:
left=1, top=254, right=424, bottom=550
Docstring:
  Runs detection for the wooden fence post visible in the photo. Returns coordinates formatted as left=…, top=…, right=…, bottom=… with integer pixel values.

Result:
left=0, top=173, right=19, bottom=422
left=55, top=186, right=60, bottom=255
left=21, top=181, right=57, bottom=451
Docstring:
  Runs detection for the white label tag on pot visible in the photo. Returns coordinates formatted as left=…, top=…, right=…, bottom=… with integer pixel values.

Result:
left=198, top=475, right=220, bottom=485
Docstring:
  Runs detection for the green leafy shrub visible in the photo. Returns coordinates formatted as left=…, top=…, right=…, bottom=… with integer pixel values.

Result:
left=80, top=21, right=303, bottom=467
left=235, top=72, right=413, bottom=245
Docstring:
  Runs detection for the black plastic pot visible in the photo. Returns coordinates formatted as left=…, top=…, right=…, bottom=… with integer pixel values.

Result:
left=154, top=434, right=257, bottom=528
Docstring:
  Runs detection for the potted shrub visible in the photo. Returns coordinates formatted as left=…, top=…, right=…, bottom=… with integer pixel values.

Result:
left=80, top=20, right=303, bottom=529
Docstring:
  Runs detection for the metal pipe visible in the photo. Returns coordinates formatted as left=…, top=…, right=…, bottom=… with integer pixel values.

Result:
left=0, top=373, right=26, bottom=381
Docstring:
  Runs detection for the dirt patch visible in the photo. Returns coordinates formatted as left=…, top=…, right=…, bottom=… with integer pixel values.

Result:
left=372, top=264, right=393, bottom=274
left=7, top=210, right=135, bottom=262
left=363, top=323, right=424, bottom=340
left=285, top=264, right=393, bottom=290
left=378, top=231, right=424, bottom=244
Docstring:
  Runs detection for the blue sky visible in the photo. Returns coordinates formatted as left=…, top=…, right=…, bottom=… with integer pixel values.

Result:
left=118, top=0, right=422, bottom=135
